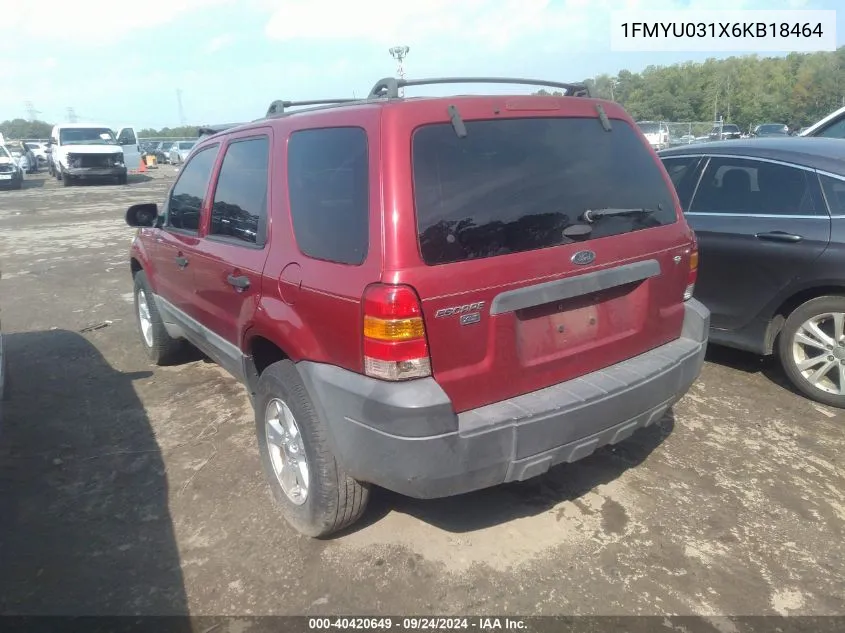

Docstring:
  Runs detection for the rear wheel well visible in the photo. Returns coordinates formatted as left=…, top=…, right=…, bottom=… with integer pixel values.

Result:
left=765, top=285, right=845, bottom=354
left=246, top=336, right=289, bottom=396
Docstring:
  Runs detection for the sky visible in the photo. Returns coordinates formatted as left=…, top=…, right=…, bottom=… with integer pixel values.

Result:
left=2, top=0, right=842, bottom=130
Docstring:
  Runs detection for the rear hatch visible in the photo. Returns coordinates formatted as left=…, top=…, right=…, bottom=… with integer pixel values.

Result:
left=397, top=101, right=694, bottom=413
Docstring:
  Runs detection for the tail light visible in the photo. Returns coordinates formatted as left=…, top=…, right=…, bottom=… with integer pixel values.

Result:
left=363, top=284, right=431, bottom=381
left=684, top=244, right=699, bottom=301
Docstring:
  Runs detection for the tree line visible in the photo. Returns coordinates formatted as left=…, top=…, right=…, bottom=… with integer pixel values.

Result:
left=577, top=46, right=845, bottom=132
left=4, top=47, right=844, bottom=140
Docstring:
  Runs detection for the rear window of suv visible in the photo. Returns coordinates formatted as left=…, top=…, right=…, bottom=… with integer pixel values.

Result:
left=412, top=117, right=677, bottom=265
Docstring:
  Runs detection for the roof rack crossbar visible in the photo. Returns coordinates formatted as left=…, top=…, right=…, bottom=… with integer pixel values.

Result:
left=367, top=77, right=590, bottom=99
left=266, top=98, right=359, bottom=117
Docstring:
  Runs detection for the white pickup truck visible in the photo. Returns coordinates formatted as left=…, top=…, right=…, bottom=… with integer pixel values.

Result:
left=47, top=124, right=141, bottom=186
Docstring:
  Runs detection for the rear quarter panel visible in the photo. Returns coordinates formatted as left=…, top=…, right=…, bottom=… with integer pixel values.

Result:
left=247, top=107, right=384, bottom=369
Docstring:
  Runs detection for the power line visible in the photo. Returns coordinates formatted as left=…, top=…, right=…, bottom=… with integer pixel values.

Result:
left=66, top=107, right=78, bottom=123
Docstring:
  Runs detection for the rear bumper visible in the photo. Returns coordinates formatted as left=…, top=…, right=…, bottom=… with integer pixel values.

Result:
left=298, top=299, right=710, bottom=499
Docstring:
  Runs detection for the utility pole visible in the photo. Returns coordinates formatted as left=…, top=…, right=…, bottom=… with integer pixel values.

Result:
left=176, top=89, right=187, bottom=126
left=389, top=46, right=410, bottom=97
left=66, top=107, right=78, bottom=123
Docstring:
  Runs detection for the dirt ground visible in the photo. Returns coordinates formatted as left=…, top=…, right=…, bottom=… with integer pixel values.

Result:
left=0, top=169, right=843, bottom=618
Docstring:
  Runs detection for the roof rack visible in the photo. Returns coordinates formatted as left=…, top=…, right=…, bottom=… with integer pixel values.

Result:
left=266, top=98, right=359, bottom=117
left=367, top=77, right=591, bottom=99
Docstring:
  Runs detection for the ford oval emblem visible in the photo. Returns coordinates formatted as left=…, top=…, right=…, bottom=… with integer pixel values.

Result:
left=571, top=250, right=596, bottom=266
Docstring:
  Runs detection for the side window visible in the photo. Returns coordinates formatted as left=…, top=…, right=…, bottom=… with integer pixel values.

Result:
left=210, top=136, right=269, bottom=246
left=167, top=144, right=219, bottom=232
left=820, top=175, right=845, bottom=215
left=287, top=127, right=369, bottom=265
left=661, top=156, right=702, bottom=211
left=815, top=118, right=845, bottom=139
left=690, top=157, right=817, bottom=216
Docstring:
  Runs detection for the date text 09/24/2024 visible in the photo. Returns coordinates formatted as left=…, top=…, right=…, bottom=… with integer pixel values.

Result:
left=308, top=618, right=527, bottom=631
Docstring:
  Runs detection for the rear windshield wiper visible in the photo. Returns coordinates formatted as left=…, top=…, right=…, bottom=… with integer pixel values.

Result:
left=581, top=207, right=656, bottom=223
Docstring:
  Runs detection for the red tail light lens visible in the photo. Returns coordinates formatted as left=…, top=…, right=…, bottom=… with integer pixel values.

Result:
left=363, top=284, right=431, bottom=381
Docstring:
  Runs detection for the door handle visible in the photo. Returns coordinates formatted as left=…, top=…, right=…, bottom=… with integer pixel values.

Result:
left=755, top=231, right=803, bottom=243
left=227, top=274, right=250, bottom=290
left=175, top=256, right=189, bottom=268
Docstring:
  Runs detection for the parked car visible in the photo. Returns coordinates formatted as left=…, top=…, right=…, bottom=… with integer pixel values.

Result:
left=23, top=141, right=47, bottom=168
left=156, top=141, right=177, bottom=164
left=751, top=123, right=790, bottom=138
left=168, top=141, right=196, bottom=165
left=197, top=124, right=243, bottom=142
left=800, top=105, right=845, bottom=139
left=124, top=76, right=709, bottom=537
left=637, top=121, right=670, bottom=150
left=6, top=141, right=37, bottom=174
left=708, top=123, right=742, bottom=141
left=0, top=144, right=23, bottom=189
left=47, top=124, right=134, bottom=186
left=659, top=137, right=845, bottom=407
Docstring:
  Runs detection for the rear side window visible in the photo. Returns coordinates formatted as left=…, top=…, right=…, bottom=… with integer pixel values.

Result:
left=690, top=157, right=818, bottom=216
left=820, top=175, right=845, bottom=215
left=661, top=156, right=703, bottom=211
left=210, top=136, right=269, bottom=246
left=412, top=117, right=677, bottom=265
left=167, top=144, right=219, bottom=232
left=287, top=127, right=369, bottom=265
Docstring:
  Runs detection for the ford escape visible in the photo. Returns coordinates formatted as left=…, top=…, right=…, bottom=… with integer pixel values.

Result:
left=125, top=76, right=710, bottom=537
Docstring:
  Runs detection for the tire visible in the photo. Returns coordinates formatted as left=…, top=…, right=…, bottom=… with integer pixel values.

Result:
left=62, top=171, right=73, bottom=187
left=255, top=360, right=369, bottom=537
left=12, top=179, right=22, bottom=190
left=56, top=168, right=63, bottom=182
left=779, top=295, right=845, bottom=408
left=118, top=174, right=128, bottom=185
left=133, top=270, right=183, bottom=365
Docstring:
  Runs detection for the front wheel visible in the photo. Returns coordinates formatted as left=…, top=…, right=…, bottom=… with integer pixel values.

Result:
left=779, top=295, right=845, bottom=408
left=133, top=270, right=184, bottom=364
left=62, top=171, right=73, bottom=187
left=255, top=360, right=369, bottom=537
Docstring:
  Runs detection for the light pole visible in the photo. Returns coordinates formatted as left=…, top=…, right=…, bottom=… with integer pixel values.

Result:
left=389, top=45, right=410, bottom=97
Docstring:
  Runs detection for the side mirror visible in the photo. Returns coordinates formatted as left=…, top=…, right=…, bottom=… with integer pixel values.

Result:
left=126, top=203, right=159, bottom=227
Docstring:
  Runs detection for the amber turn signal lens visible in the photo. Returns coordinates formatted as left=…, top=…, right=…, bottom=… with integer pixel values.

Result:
left=363, top=316, right=426, bottom=341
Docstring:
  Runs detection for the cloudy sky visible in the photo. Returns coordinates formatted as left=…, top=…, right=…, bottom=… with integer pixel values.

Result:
left=2, top=0, right=842, bottom=129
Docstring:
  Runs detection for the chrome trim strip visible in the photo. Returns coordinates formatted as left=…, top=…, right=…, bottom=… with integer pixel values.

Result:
left=684, top=212, right=827, bottom=219
left=660, top=153, right=818, bottom=173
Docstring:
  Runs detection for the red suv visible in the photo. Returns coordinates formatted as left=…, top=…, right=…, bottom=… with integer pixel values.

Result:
left=126, top=77, right=709, bottom=537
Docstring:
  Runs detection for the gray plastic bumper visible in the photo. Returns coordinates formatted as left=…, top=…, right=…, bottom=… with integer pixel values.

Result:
left=298, top=299, right=710, bottom=499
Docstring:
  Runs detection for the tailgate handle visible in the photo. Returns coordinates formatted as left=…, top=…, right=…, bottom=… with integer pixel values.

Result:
left=490, top=259, right=660, bottom=315
left=174, top=256, right=188, bottom=269
left=755, top=231, right=803, bottom=243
